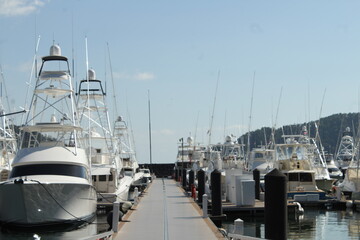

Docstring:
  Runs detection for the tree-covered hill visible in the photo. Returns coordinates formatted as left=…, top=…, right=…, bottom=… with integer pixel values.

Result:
left=240, top=112, right=360, bottom=155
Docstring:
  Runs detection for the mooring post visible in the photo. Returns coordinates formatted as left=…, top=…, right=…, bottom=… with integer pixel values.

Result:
left=253, top=168, right=260, bottom=200
left=112, top=201, right=120, bottom=232
left=233, top=218, right=244, bottom=235
left=202, top=194, right=208, bottom=218
left=134, top=187, right=139, bottom=203
left=182, top=168, right=187, bottom=189
left=189, top=169, right=195, bottom=189
left=265, top=168, right=287, bottom=240
left=197, top=169, right=205, bottom=204
left=211, top=169, right=222, bottom=217
left=175, top=167, right=178, bottom=181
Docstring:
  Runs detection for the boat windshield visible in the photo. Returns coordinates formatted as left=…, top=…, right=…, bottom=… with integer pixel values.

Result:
left=10, top=164, right=88, bottom=179
left=276, top=145, right=308, bottom=160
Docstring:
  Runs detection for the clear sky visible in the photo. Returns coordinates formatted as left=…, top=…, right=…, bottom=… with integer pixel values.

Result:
left=1, top=0, right=360, bottom=164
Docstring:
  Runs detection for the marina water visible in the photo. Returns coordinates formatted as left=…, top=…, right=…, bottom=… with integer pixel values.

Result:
left=224, top=209, right=360, bottom=240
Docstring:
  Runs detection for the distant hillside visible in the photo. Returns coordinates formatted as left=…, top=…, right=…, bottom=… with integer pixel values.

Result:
left=240, top=113, right=360, bottom=155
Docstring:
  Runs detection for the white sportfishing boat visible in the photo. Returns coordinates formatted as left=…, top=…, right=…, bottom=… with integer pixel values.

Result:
left=0, top=45, right=97, bottom=227
left=77, top=69, right=132, bottom=204
left=114, top=116, right=144, bottom=188
left=247, top=147, right=275, bottom=178
left=275, top=134, right=326, bottom=199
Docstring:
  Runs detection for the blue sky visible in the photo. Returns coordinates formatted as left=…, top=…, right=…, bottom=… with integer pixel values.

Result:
left=1, top=0, right=360, bottom=164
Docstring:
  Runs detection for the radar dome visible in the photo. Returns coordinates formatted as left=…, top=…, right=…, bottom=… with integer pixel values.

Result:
left=225, top=135, right=232, bottom=142
left=88, top=68, right=96, bottom=80
left=187, top=137, right=193, bottom=144
left=50, top=44, right=61, bottom=56
left=346, top=127, right=351, bottom=132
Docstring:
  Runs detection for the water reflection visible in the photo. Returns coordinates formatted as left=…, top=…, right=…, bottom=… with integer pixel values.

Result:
left=224, top=209, right=360, bottom=240
left=0, top=213, right=108, bottom=240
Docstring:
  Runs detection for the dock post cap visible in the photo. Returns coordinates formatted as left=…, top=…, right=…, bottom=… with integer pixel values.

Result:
left=233, top=218, right=244, bottom=235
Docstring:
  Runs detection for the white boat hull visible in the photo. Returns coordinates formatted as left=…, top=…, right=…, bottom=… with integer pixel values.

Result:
left=0, top=181, right=97, bottom=227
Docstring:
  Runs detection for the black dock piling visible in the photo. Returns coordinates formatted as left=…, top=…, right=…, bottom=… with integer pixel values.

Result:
left=175, top=168, right=179, bottom=181
left=182, top=168, right=187, bottom=188
left=211, top=169, right=222, bottom=227
left=189, top=170, right=194, bottom=189
left=265, top=168, right=287, bottom=240
left=253, top=168, right=260, bottom=200
left=197, top=169, right=205, bottom=204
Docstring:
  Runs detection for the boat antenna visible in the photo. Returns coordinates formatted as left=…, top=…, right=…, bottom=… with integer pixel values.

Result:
left=247, top=71, right=255, bottom=160
left=85, top=37, right=92, bottom=164
left=271, top=86, right=282, bottom=148
left=107, top=42, right=119, bottom=121
left=208, top=70, right=220, bottom=146
left=193, top=110, right=200, bottom=149
left=71, top=13, right=75, bottom=77
left=263, top=127, right=268, bottom=147
left=148, top=90, right=153, bottom=164
left=315, top=88, right=326, bottom=142
left=223, top=110, right=227, bottom=140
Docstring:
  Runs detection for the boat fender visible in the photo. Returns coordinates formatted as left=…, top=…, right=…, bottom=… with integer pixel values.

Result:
left=294, top=201, right=304, bottom=215
left=14, top=179, right=24, bottom=184
left=346, top=200, right=353, bottom=208
left=121, top=201, right=133, bottom=213
left=107, top=210, right=124, bottom=226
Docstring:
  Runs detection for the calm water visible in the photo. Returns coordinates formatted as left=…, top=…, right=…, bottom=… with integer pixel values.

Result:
left=224, top=209, right=360, bottom=240
left=0, top=213, right=109, bottom=240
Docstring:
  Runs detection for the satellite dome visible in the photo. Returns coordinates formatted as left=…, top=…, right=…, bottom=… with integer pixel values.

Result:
left=225, top=135, right=232, bottom=142
left=346, top=127, right=351, bottom=132
left=88, top=68, right=96, bottom=80
left=50, top=44, right=61, bottom=56
left=187, top=136, right=193, bottom=144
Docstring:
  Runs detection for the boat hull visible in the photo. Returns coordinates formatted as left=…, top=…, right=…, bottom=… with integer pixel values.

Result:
left=0, top=181, right=97, bottom=227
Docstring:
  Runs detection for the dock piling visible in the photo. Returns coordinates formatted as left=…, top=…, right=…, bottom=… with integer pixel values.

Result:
left=182, top=168, right=187, bottom=188
left=189, top=170, right=194, bottom=188
left=197, top=169, right=205, bottom=204
left=211, top=169, right=222, bottom=217
left=112, top=201, right=120, bottom=232
left=265, top=168, right=287, bottom=240
left=202, top=194, right=208, bottom=218
left=253, top=168, right=260, bottom=200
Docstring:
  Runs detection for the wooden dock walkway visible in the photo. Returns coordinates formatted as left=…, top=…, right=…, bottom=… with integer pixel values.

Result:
left=114, top=178, right=225, bottom=240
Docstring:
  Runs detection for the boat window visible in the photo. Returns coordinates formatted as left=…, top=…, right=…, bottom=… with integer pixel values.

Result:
left=99, top=175, right=107, bottom=181
left=10, top=164, right=88, bottom=179
left=255, top=153, right=264, bottom=159
left=288, top=173, right=299, bottom=181
left=300, top=173, right=312, bottom=182
left=109, top=173, right=113, bottom=181
left=92, top=176, right=97, bottom=182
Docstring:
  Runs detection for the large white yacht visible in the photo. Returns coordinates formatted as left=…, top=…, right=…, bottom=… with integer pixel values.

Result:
left=77, top=69, right=132, bottom=204
left=0, top=45, right=97, bottom=227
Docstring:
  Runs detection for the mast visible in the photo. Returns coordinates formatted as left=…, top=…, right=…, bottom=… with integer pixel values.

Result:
left=148, top=90, right=153, bottom=164
left=208, top=70, right=220, bottom=146
left=247, top=72, right=255, bottom=161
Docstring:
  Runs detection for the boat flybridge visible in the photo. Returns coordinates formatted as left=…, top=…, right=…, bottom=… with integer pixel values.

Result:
left=0, top=45, right=97, bottom=227
left=114, top=116, right=145, bottom=189
left=275, top=135, right=326, bottom=199
left=335, top=127, right=355, bottom=170
left=77, top=69, right=132, bottom=204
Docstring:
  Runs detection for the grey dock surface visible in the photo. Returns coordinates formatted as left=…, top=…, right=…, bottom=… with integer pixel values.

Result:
left=114, top=178, right=224, bottom=240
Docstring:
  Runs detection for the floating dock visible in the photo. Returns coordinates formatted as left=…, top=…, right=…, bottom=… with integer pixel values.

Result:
left=113, top=178, right=225, bottom=240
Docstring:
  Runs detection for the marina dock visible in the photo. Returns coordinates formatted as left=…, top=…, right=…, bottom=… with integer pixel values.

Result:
left=114, top=178, right=225, bottom=240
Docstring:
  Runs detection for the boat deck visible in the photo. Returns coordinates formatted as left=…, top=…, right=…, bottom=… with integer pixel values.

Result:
left=114, top=178, right=225, bottom=240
